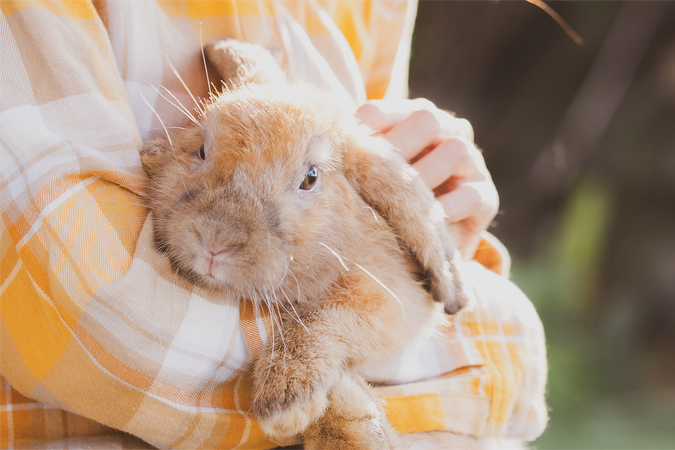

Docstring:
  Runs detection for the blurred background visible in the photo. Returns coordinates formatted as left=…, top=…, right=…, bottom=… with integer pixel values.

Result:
left=408, top=1, right=675, bottom=448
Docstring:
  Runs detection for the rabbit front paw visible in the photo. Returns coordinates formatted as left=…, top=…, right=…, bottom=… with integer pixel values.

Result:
left=426, top=229, right=470, bottom=315
left=256, top=388, right=329, bottom=440
left=252, top=345, right=336, bottom=439
left=303, top=372, right=399, bottom=450
left=428, top=258, right=469, bottom=315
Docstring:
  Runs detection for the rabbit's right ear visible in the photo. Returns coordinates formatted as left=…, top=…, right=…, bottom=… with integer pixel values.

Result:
left=204, top=39, right=286, bottom=90
left=342, top=133, right=470, bottom=315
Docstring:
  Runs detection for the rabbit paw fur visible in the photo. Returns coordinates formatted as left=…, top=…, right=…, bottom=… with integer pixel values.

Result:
left=303, top=373, right=398, bottom=450
left=251, top=342, right=338, bottom=439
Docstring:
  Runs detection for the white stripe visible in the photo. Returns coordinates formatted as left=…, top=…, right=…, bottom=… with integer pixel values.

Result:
left=463, top=335, right=535, bottom=344
left=22, top=269, right=240, bottom=415
left=16, top=176, right=97, bottom=249
left=257, top=0, right=272, bottom=42
left=0, top=402, right=57, bottom=412
left=452, top=309, right=476, bottom=365
left=255, top=306, right=269, bottom=347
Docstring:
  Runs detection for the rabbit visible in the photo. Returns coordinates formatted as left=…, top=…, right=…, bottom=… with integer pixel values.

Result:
left=140, top=38, right=469, bottom=449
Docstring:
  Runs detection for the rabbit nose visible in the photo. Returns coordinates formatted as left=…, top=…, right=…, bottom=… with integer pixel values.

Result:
left=202, top=243, right=239, bottom=278
left=206, top=244, right=236, bottom=259
left=192, top=217, right=249, bottom=246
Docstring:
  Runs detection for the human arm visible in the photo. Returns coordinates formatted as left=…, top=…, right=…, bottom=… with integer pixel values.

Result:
left=0, top=1, right=276, bottom=447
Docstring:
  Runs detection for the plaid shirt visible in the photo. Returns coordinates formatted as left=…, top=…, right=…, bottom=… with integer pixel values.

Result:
left=0, top=1, right=548, bottom=447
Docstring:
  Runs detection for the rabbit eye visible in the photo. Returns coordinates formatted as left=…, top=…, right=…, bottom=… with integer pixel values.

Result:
left=300, top=166, right=318, bottom=190
left=198, top=144, right=206, bottom=160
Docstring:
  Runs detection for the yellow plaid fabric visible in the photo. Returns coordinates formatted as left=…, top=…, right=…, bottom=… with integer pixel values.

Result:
left=0, top=0, right=547, bottom=447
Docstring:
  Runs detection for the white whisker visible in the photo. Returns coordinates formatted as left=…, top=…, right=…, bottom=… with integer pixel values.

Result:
left=288, top=270, right=303, bottom=304
left=350, top=260, right=407, bottom=320
left=159, top=84, right=200, bottom=123
left=318, top=242, right=350, bottom=271
left=281, top=285, right=310, bottom=334
left=166, top=55, right=205, bottom=117
left=363, top=206, right=378, bottom=221
left=140, top=90, right=173, bottom=148
left=211, top=81, right=221, bottom=98
left=318, top=242, right=406, bottom=319
left=147, top=83, right=200, bottom=126
left=148, top=126, right=191, bottom=131
left=199, top=22, right=212, bottom=100
left=271, top=297, right=286, bottom=349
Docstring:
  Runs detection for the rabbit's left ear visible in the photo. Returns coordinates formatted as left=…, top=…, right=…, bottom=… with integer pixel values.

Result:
left=342, top=134, right=470, bottom=314
left=204, top=38, right=286, bottom=90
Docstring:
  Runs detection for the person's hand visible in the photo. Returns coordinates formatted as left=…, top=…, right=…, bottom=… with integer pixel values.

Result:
left=355, top=98, right=499, bottom=259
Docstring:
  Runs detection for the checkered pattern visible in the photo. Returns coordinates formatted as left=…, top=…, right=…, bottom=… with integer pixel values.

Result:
left=0, top=1, right=548, bottom=448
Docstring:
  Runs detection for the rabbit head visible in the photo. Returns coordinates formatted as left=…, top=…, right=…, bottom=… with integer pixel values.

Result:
left=141, top=39, right=468, bottom=313
left=142, top=86, right=377, bottom=304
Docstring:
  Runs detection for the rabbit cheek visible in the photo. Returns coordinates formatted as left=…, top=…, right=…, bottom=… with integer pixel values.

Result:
left=290, top=207, right=323, bottom=247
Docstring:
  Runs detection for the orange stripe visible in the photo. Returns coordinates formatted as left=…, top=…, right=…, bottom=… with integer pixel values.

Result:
left=470, top=371, right=483, bottom=396
left=12, top=410, right=32, bottom=442
left=219, top=412, right=274, bottom=450
left=176, top=0, right=274, bottom=18
left=383, top=394, right=445, bottom=434
left=6, top=173, right=144, bottom=245
left=220, top=411, right=246, bottom=448
left=0, top=0, right=96, bottom=19
left=476, top=340, right=514, bottom=426
left=1, top=266, right=70, bottom=380
left=239, top=300, right=271, bottom=361
left=473, top=237, right=503, bottom=274
left=332, top=1, right=363, bottom=61
left=0, top=382, right=8, bottom=444
left=467, top=321, right=517, bottom=337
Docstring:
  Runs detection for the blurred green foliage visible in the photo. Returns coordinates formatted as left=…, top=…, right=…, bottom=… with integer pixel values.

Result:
left=510, top=179, right=675, bottom=448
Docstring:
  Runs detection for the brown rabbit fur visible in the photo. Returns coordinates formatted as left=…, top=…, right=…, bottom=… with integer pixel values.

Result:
left=140, top=39, right=469, bottom=449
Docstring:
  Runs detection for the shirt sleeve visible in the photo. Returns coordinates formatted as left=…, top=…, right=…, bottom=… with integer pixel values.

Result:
left=0, top=1, right=276, bottom=448
left=362, top=0, right=419, bottom=100
left=308, top=0, right=419, bottom=100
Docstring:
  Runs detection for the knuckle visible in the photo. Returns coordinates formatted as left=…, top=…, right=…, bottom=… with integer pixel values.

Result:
left=355, top=102, right=382, bottom=121
left=479, top=184, right=500, bottom=217
left=467, top=184, right=484, bottom=204
left=469, top=145, right=487, bottom=166
left=411, top=97, right=436, bottom=111
left=456, top=118, right=474, bottom=140
left=411, top=108, right=441, bottom=136
left=459, top=138, right=487, bottom=166
left=445, top=137, right=472, bottom=160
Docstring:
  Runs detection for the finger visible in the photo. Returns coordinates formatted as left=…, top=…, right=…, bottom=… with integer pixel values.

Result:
left=357, top=99, right=473, bottom=141
left=437, top=184, right=484, bottom=224
left=355, top=98, right=438, bottom=132
left=384, top=110, right=474, bottom=161
left=453, top=225, right=484, bottom=261
left=412, top=137, right=482, bottom=190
